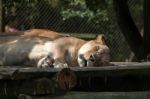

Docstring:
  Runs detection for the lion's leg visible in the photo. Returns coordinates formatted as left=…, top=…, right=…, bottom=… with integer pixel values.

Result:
left=37, top=56, right=68, bottom=68
left=50, top=49, right=69, bottom=68
left=37, top=53, right=54, bottom=68
left=53, top=57, right=68, bottom=68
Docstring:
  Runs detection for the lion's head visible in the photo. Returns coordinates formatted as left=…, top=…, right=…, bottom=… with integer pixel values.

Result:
left=78, top=34, right=110, bottom=67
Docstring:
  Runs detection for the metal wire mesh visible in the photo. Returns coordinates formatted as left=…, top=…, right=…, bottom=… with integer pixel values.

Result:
left=2, top=0, right=143, bottom=61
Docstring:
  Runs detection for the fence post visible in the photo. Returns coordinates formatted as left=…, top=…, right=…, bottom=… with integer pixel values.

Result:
left=0, top=0, right=2, bottom=33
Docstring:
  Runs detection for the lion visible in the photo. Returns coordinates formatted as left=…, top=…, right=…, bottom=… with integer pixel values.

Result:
left=0, top=29, right=69, bottom=44
left=0, top=34, right=110, bottom=67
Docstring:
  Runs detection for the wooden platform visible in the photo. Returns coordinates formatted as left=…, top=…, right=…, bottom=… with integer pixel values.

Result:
left=0, top=62, right=150, bottom=99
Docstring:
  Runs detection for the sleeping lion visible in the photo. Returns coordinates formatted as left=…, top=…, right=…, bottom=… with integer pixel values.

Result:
left=0, top=35, right=110, bottom=67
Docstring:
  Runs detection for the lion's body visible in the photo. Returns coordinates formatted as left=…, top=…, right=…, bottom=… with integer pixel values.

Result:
left=0, top=36, right=50, bottom=66
left=44, top=37, right=86, bottom=67
left=0, top=35, right=110, bottom=67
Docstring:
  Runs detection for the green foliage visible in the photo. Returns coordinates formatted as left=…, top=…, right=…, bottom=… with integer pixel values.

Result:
left=60, top=0, right=92, bottom=20
left=60, top=0, right=111, bottom=24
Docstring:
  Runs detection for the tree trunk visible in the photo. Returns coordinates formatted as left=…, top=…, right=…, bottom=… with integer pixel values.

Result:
left=113, top=0, right=145, bottom=60
left=144, top=0, right=150, bottom=59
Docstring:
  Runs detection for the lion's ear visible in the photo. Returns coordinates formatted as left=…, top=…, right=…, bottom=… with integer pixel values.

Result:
left=96, top=34, right=106, bottom=45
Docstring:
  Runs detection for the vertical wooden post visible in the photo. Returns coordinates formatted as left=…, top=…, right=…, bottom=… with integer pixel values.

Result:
left=0, top=0, right=2, bottom=33
left=113, top=0, right=145, bottom=60
left=144, top=0, right=150, bottom=57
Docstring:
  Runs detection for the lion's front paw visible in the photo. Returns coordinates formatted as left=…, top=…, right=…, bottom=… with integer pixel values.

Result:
left=37, top=56, right=54, bottom=68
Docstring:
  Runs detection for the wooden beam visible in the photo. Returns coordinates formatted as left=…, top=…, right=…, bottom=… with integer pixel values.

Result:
left=0, top=62, right=150, bottom=80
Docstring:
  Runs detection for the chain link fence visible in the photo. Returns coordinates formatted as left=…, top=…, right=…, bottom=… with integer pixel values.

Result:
left=1, top=0, right=143, bottom=61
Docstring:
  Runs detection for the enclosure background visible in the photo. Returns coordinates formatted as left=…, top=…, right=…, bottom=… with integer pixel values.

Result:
left=2, top=0, right=143, bottom=61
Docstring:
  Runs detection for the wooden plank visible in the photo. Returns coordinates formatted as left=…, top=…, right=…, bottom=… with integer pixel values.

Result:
left=18, top=91, right=150, bottom=99
left=0, top=32, right=20, bottom=36
left=0, top=66, right=59, bottom=79
left=0, top=62, right=150, bottom=80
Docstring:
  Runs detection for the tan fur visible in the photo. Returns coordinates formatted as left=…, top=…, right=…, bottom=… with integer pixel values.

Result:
left=0, top=29, right=69, bottom=44
left=0, top=34, right=110, bottom=67
left=21, top=29, right=69, bottom=39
